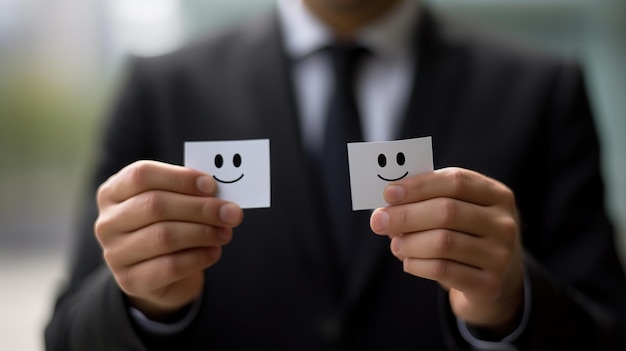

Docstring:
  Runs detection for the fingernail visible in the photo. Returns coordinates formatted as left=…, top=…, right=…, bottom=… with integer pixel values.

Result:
left=385, top=185, right=405, bottom=203
left=370, top=209, right=389, bottom=233
left=219, top=203, right=242, bottom=225
left=196, top=176, right=215, bottom=194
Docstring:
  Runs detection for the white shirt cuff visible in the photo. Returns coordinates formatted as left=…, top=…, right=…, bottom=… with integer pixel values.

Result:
left=129, top=297, right=202, bottom=335
left=456, top=269, right=531, bottom=351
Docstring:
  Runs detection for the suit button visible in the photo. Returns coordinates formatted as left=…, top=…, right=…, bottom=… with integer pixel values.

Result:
left=318, top=315, right=343, bottom=343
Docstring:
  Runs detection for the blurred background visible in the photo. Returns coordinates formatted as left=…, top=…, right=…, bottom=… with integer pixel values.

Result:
left=0, top=0, right=625, bottom=349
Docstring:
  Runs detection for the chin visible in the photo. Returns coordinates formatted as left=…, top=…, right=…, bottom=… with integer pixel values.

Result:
left=320, top=0, right=378, bottom=11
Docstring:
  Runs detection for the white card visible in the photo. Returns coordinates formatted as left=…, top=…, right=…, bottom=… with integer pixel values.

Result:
left=184, top=139, right=270, bottom=209
left=347, top=137, right=433, bottom=210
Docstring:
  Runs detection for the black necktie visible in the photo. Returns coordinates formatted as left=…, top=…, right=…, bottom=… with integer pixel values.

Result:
left=319, top=42, right=369, bottom=283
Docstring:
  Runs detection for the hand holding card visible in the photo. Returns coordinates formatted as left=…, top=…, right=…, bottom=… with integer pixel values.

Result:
left=94, top=160, right=243, bottom=321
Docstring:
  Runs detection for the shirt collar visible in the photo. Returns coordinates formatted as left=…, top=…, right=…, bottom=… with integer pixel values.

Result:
left=277, top=0, right=420, bottom=60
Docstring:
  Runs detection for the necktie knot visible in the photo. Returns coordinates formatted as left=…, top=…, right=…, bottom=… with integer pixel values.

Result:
left=327, top=43, right=369, bottom=103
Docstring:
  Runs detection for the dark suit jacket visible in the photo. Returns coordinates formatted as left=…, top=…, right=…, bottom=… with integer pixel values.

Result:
left=45, top=7, right=626, bottom=350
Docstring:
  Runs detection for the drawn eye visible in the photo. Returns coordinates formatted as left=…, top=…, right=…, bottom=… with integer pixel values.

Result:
left=214, top=154, right=224, bottom=168
left=233, top=153, right=242, bottom=168
left=378, top=153, right=387, bottom=167
left=396, top=152, right=406, bottom=166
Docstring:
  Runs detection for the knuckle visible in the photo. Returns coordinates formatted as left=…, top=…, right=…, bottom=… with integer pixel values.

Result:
left=173, top=171, right=194, bottom=193
left=499, top=216, right=519, bottom=243
left=93, top=217, right=106, bottom=238
left=128, top=161, right=153, bottom=187
left=93, top=216, right=112, bottom=244
left=445, top=168, right=467, bottom=197
left=395, top=207, right=409, bottom=232
left=501, top=185, right=516, bottom=203
left=102, top=248, right=120, bottom=268
left=430, top=260, right=450, bottom=280
left=143, top=192, right=166, bottom=218
left=408, top=176, right=427, bottom=197
left=501, top=187, right=517, bottom=209
left=161, top=255, right=181, bottom=280
left=437, top=199, right=458, bottom=226
left=96, top=182, right=110, bottom=206
left=435, top=230, right=454, bottom=255
left=102, top=248, right=113, bottom=263
left=116, top=268, right=134, bottom=294
left=153, top=223, right=174, bottom=251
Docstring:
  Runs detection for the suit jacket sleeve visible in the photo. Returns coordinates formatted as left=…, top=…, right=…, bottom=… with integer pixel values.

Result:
left=441, top=62, right=626, bottom=351
left=519, top=62, right=626, bottom=350
left=45, top=57, right=159, bottom=351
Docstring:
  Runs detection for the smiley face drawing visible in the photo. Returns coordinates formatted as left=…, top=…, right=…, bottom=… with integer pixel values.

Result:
left=376, top=152, right=409, bottom=182
left=213, top=153, right=244, bottom=184
left=347, top=137, right=433, bottom=210
left=184, top=139, right=271, bottom=209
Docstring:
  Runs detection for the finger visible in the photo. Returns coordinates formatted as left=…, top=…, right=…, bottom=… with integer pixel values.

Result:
left=104, top=222, right=232, bottom=267
left=100, top=191, right=243, bottom=233
left=402, top=257, right=493, bottom=300
left=116, top=247, right=221, bottom=296
left=371, top=197, right=514, bottom=238
left=129, top=271, right=206, bottom=315
left=383, top=167, right=514, bottom=207
left=99, top=160, right=216, bottom=204
left=390, top=229, right=501, bottom=269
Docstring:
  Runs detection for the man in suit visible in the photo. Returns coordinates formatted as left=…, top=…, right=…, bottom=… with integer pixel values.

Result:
left=46, top=0, right=626, bottom=349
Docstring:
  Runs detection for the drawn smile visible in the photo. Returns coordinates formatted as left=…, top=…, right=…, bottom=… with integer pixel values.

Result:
left=377, top=171, right=408, bottom=182
left=213, top=174, right=244, bottom=184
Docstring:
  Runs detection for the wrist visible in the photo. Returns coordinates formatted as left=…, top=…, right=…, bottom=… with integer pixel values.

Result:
left=128, top=296, right=194, bottom=323
left=465, top=305, right=523, bottom=341
left=129, top=296, right=203, bottom=336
